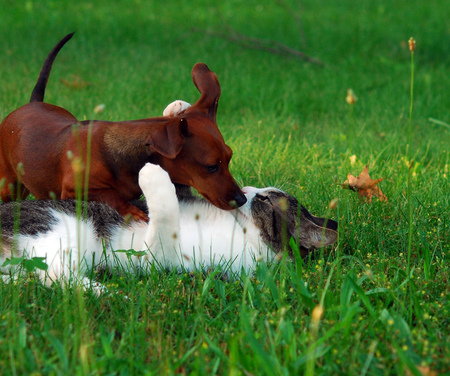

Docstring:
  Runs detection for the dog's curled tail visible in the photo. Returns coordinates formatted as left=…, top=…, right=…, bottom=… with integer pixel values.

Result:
left=30, top=32, right=75, bottom=103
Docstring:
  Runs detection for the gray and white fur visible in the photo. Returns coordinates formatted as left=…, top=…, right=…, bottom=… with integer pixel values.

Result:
left=0, top=163, right=337, bottom=292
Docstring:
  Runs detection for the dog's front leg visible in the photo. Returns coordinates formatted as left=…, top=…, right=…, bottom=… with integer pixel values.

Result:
left=61, top=185, right=149, bottom=221
left=112, top=199, right=149, bottom=222
left=96, top=191, right=149, bottom=221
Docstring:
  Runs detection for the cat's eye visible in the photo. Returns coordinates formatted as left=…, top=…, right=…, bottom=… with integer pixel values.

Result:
left=256, top=193, right=270, bottom=202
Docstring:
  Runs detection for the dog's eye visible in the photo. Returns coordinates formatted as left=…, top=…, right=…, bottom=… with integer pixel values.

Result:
left=206, top=164, right=219, bottom=173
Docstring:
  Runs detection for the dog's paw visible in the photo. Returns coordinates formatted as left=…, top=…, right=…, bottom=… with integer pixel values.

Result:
left=125, top=206, right=149, bottom=222
left=163, top=100, right=191, bottom=117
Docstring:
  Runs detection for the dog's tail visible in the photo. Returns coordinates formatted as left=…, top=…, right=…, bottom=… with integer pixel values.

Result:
left=30, top=32, right=75, bottom=103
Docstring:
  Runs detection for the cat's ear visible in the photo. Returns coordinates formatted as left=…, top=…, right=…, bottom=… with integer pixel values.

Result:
left=295, top=206, right=338, bottom=258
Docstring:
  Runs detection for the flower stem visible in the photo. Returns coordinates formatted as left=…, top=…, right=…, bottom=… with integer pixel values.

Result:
left=406, top=38, right=415, bottom=319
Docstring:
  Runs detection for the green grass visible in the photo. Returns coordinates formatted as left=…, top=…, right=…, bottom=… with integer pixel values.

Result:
left=1, top=0, right=449, bottom=374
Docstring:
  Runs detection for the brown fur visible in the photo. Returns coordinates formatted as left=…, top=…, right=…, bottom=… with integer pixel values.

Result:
left=0, top=243, right=11, bottom=259
left=0, top=34, right=246, bottom=220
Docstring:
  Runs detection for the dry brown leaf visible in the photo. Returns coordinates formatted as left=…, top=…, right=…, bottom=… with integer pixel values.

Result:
left=60, top=75, right=91, bottom=89
left=343, top=164, right=387, bottom=202
left=405, top=365, right=438, bottom=376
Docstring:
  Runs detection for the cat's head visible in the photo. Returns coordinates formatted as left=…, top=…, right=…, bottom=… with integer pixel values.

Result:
left=237, top=187, right=338, bottom=258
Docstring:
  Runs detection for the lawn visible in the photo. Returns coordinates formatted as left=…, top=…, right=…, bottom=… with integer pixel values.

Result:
left=0, top=0, right=449, bottom=375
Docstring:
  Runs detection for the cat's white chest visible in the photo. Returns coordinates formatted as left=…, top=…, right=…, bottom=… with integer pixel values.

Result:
left=176, top=203, right=271, bottom=272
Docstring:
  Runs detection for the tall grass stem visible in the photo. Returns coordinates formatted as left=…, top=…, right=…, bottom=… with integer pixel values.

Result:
left=406, top=39, right=415, bottom=288
left=406, top=38, right=415, bottom=324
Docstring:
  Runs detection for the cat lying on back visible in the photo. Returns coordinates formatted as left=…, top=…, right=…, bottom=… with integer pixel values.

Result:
left=0, top=163, right=337, bottom=293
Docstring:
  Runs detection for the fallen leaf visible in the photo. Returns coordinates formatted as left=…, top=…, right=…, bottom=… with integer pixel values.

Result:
left=60, top=75, right=91, bottom=89
left=405, top=365, right=438, bottom=376
left=343, top=164, right=387, bottom=202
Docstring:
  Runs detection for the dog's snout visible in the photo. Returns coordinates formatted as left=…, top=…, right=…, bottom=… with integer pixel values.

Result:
left=234, top=191, right=247, bottom=207
left=225, top=191, right=247, bottom=209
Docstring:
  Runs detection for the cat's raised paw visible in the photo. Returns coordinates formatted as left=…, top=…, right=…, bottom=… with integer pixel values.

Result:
left=138, top=163, right=173, bottom=193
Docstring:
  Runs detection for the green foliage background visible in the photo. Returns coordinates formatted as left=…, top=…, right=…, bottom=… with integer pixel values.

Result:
left=0, top=0, right=449, bottom=375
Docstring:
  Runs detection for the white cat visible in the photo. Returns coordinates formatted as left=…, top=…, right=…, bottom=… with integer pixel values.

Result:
left=0, top=163, right=337, bottom=293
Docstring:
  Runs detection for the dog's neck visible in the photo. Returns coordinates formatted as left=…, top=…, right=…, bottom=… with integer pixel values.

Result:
left=102, top=122, right=153, bottom=173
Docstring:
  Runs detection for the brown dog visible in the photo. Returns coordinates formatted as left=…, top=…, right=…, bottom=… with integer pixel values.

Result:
left=0, top=33, right=246, bottom=220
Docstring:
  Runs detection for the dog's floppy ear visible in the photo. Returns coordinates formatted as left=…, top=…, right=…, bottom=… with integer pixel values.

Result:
left=146, top=118, right=188, bottom=159
left=188, top=63, right=221, bottom=121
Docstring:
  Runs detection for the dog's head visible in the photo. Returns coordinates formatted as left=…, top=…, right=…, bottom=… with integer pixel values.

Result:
left=146, top=63, right=246, bottom=210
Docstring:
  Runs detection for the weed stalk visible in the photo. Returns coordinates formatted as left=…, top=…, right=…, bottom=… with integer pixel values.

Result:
left=406, top=37, right=416, bottom=325
left=406, top=38, right=415, bottom=292
left=305, top=304, right=323, bottom=376
left=346, top=89, right=357, bottom=151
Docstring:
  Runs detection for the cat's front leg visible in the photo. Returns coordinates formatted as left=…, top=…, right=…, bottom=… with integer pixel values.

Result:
left=138, top=163, right=180, bottom=268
